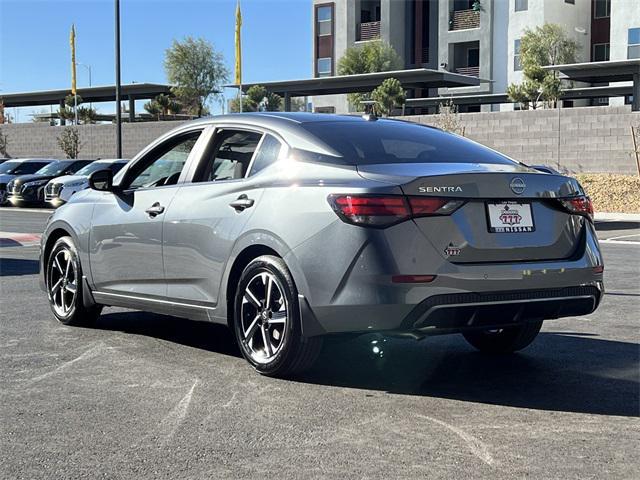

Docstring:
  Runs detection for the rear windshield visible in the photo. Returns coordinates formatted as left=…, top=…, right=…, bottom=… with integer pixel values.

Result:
left=301, top=121, right=517, bottom=166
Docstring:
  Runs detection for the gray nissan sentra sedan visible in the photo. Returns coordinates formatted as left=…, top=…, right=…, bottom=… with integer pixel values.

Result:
left=39, top=112, right=603, bottom=376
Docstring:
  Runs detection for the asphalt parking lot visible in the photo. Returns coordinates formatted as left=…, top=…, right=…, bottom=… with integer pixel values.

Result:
left=1, top=208, right=638, bottom=479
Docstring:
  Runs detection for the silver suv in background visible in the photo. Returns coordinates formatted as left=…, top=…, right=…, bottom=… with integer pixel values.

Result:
left=45, top=159, right=129, bottom=207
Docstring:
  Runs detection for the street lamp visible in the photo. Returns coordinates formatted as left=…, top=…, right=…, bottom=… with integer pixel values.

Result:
left=115, top=0, right=122, bottom=158
left=76, top=62, right=92, bottom=109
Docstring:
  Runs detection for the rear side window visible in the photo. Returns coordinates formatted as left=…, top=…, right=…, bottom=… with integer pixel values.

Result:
left=249, top=134, right=282, bottom=176
left=301, top=121, right=517, bottom=166
left=196, top=130, right=262, bottom=182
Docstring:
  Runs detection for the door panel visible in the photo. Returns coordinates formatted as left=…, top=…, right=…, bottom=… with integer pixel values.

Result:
left=89, top=187, right=179, bottom=296
left=163, top=183, right=263, bottom=305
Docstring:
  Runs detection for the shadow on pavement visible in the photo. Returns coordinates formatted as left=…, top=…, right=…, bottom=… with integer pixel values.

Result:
left=96, top=311, right=241, bottom=358
left=594, top=221, right=640, bottom=232
left=0, top=258, right=39, bottom=276
left=297, top=332, right=640, bottom=418
left=93, top=311, right=638, bottom=417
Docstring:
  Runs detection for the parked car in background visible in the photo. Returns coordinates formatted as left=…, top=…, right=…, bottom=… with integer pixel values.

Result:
left=39, top=113, right=603, bottom=377
left=45, top=159, right=129, bottom=207
left=7, top=159, right=93, bottom=206
left=0, top=158, right=58, bottom=205
left=0, top=158, right=11, bottom=165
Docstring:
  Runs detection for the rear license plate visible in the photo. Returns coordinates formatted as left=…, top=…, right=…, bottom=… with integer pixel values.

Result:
left=486, top=202, right=535, bottom=233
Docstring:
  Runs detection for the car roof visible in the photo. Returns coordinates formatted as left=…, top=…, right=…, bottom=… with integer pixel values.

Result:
left=174, top=112, right=424, bottom=157
left=8, top=158, right=59, bottom=163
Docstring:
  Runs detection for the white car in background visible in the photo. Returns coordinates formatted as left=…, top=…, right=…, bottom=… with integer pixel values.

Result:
left=45, top=159, right=128, bottom=206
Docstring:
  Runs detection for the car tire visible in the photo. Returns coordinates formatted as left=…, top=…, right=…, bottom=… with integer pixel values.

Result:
left=462, top=320, right=543, bottom=353
left=46, top=236, right=102, bottom=326
left=233, top=255, right=323, bottom=377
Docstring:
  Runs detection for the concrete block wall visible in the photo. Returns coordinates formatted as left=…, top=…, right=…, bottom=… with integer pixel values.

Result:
left=0, top=121, right=187, bottom=160
left=403, top=106, right=640, bottom=174
left=1, top=106, right=639, bottom=173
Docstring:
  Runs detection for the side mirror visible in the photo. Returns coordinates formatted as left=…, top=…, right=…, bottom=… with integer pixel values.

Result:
left=89, top=169, right=114, bottom=191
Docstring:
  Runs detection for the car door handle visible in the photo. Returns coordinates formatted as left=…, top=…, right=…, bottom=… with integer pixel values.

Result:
left=229, top=195, right=255, bottom=212
left=145, top=202, right=165, bottom=217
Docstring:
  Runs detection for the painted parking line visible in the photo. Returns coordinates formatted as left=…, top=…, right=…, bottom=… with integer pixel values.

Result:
left=0, top=232, right=42, bottom=248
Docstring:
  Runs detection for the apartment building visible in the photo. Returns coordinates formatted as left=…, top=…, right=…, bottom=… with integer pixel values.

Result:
left=311, top=0, right=639, bottom=113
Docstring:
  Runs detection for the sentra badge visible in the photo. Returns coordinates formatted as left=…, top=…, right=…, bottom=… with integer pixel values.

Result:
left=419, top=186, right=463, bottom=193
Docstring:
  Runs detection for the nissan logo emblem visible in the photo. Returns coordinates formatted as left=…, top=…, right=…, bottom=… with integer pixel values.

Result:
left=510, top=177, right=526, bottom=195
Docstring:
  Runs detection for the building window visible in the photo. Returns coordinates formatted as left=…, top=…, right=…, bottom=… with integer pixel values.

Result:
left=593, top=43, right=610, bottom=61
left=515, top=0, right=528, bottom=12
left=629, top=28, right=640, bottom=59
left=594, top=0, right=610, bottom=18
left=514, top=39, right=522, bottom=71
left=317, top=58, right=332, bottom=77
left=317, top=5, right=333, bottom=36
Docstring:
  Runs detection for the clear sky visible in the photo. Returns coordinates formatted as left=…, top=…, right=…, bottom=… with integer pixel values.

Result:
left=0, top=0, right=312, bottom=121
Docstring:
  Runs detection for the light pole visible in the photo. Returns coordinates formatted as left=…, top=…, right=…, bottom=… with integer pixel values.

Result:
left=115, top=0, right=122, bottom=158
left=77, top=62, right=92, bottom=109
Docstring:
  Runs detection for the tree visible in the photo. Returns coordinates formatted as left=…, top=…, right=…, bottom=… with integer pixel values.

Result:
left=77, top=106, right=97, bottom=124
left=144, top=94, right=184, bottom=119
left=507, top=23, right=578, bottom=108
left=0, top=128, right=8, bottom=157
left=433, top=100, right=464, bottom=136
left=164, top=36, right=229, bottom=117
left=57, top=127, right=82, bottom=159
left=337, top=41, right=403, bottom=110
left=371, top=78, right=406, bottom=116
left=229, top=86, right=284, bottom=112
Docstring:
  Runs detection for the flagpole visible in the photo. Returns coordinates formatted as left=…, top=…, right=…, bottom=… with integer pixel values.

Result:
left=239, top=85, right=243, bottom=113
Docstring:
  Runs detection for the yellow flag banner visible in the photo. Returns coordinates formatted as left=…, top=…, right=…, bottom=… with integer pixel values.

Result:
left=234, top=1, right=242, bottom=86
left=70, top=24, right=77, bottom=95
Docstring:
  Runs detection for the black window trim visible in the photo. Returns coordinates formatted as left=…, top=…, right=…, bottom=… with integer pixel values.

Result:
left=185, top=123, right=290, bottom=185
left=119, top=127, right=206, bottom=193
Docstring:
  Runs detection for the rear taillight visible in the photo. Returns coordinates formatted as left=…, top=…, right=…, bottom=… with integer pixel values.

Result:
left=328, top=194, right=464, bottom=228
left=560, top=196, right=594, bottom=222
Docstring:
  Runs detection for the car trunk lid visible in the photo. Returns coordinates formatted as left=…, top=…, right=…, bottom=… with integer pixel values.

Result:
left=357, top=162, right=586, bottom=263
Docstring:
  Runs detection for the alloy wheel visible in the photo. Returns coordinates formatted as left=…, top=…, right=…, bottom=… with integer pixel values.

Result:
left=48, top=248, right=78, bottom=317
left=240, top=272, right=288, bottom=364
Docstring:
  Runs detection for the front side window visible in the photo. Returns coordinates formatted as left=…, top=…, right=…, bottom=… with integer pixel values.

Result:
left=514, top=39, right=522, bottom=71
left=629, top=28, right=640, bottom=59
left=249, top=134, right=282, bottom=176
left=196, top=130, right=262, bottom=182
left=127, top=131, right=201, bottom=190
left=515, top=0, right=528, bottom=12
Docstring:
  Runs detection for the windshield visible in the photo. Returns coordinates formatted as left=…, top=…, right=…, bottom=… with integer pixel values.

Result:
left=35, top=162, right=72, bottom=176
left=0, top=161, right=20, bottom=174
left=74, top=162, right=108, bottom=176
left=0, top=161, right=52, bottom=175
left=301, top=120, right=517, bottom=166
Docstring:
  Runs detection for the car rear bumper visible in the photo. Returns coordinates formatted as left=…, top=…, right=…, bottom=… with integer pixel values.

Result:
left=295, top=218, right=604, bottom=337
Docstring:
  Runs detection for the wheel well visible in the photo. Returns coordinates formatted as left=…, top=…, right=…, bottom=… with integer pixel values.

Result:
left=226, top=245, right=280, bottom=328
left=43, top=228, right=72, bottom=276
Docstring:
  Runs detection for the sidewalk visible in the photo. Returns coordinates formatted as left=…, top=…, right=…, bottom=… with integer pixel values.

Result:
left=594, top=212, right=640, bottom=222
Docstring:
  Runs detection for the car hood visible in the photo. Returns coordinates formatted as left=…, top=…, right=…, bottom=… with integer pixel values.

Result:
left=50, top=174, right=88, bottom=185
left=0, top=173, right=20, bottom=184
left=9, top=174, right=57, bottom=185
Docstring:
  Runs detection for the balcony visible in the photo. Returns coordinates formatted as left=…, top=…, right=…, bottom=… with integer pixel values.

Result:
left=449, top=9, right=480, bottom=31
left=357, top=21, right=380, bottom=41
left=455, top=65, right=480, bottom=77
